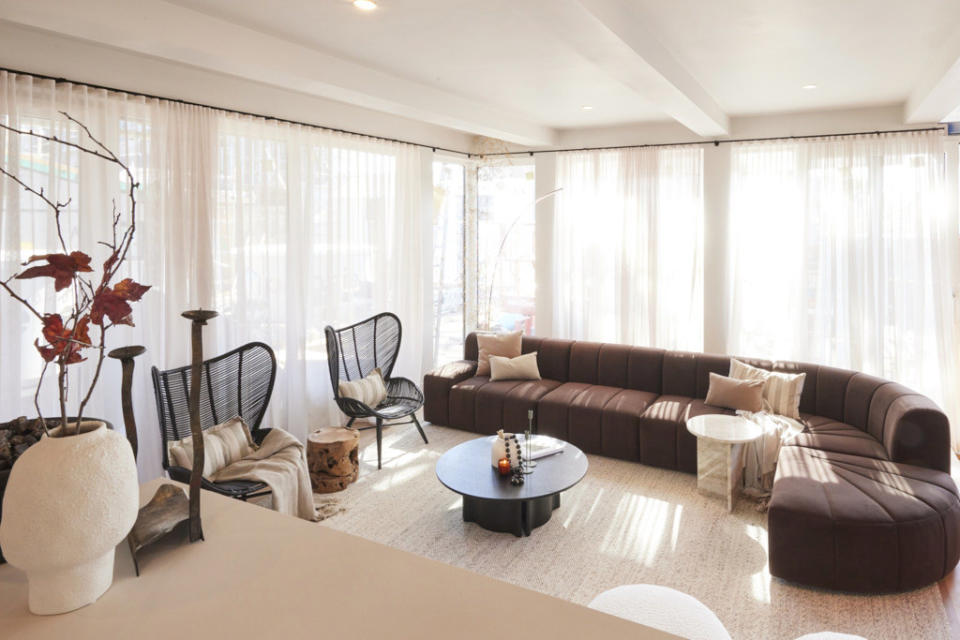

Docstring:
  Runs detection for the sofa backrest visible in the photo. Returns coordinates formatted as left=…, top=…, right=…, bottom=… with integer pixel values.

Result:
left=462, top=332, right=929, bottom=427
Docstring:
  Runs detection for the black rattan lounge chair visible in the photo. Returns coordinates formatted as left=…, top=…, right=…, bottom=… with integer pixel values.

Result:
left=324, top=312, right=427, bottom=470
left=151, top=342, right=276, bottom=501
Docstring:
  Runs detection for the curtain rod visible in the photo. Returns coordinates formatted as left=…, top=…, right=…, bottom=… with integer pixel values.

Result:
left=0, top=66, right=474, bottom=158
left=2, top=67, right=947, bottom=160
left=479, top=126, right=949, bottom=157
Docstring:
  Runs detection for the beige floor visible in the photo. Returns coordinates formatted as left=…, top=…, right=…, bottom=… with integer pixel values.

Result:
left=314, top=423, right=949, bottom=640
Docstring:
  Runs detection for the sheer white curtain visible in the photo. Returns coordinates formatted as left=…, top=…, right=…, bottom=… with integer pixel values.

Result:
left=0, top=71, right=426, bottom=480
left=727, top=132, right=960, bottom=445
left=553, top=146, right=704, bottom=350
left=211, top=116, right=425, bottom=440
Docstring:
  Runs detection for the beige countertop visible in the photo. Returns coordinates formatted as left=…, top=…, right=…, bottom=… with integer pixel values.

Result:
left=0, top=478, right=676, bottom=639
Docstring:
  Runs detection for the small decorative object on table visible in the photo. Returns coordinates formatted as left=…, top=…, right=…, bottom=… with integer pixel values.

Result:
left=522, top=409, right=536, bottom=474
left=492, top=429, right=523, bottom=485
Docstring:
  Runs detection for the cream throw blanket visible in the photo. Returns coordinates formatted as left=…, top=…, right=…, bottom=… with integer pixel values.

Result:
left=736, top=410, right=804, bottom=495
left=211, top=428, right=318, bottom=522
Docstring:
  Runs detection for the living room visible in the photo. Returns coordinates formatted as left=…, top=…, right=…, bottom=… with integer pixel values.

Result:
left=0, top=2, right=958, bottom=639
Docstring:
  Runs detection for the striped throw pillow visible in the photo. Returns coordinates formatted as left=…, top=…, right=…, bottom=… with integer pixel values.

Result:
left=729, top=358, right=806, bottom=419
left=338, top=367, right=387, bottom=408
left=167, top=416, right=256, bottom=477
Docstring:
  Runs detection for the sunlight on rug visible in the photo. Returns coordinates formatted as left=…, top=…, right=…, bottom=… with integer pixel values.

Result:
left=316, top=423, right=950, bottom=640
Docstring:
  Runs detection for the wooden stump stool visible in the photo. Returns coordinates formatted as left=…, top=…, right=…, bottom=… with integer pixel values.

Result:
left=307, top=428, right=359, bottom=493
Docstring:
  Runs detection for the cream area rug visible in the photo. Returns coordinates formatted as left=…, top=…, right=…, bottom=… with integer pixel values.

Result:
left=316, top=423, right=950, bottom=640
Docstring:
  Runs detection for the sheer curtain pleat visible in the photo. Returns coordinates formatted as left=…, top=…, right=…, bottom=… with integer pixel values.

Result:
left=211, top=118, right=424, bottom=439
left=727, top=132, right=960, bottom=445
left=0, top=72, right=425, bottom=480
left=553, top=146, right=704, bottom=350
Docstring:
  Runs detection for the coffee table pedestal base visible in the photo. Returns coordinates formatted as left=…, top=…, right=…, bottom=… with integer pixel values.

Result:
left=462, top=493, right=561, bottom=537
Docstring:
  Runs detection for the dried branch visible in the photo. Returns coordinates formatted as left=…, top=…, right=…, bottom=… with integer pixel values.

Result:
left=0, top=119, right=117, bottom=165
left=0, top=279, right=43, bottom=320
left=0, top=112, right=147, bottom=434
left=75, top=324, right=106, bottom=426
left=0, top=165, right=71, bottom=253
left=33, top=361, right=50, bottom=438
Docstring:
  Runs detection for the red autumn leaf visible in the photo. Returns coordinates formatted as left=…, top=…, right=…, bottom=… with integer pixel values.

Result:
left=112, top=278, right=150, bottom=302
left=72, top=315, right=91, bottom=346
left=34, top=339, right=57, bottom=363
left=90, top=278, right=151, bottom=326
left=17, top=251, right=94, bottom=291
left=40, top=314, right=67, bottom=346
left=35, top=313, right=90, bottom=364
left=103, top=250, right=119, bottom=274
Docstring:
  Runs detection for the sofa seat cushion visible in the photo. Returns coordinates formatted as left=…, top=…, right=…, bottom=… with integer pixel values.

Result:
left=790, top=414, right=890, bottom=461
left=769, top=445, right=960, bottom=592
left=638, top=395, right=695, bottom=472
left=448, top=376, right=490, bottom=432
left=502, top=379, right=563, bottom=432
left=537, top=382, right=594, bottom=441
left=566, top=385, right=625, bottom=454
left=600, top=389, right=659, bottom=461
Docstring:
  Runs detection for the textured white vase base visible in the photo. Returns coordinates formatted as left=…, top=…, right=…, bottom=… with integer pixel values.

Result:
left=27, top=551, right=115, bottom=615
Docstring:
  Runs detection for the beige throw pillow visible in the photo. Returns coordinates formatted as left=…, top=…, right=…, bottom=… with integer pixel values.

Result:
left=489, top=352, right=541, bottom=382
left=168, top=416, right=256, bottom=477
left=338, top=367, right=387, bottom=408
left=705, top=372, right=765, bottom=412
left=729, top=358, right=806, bottom=419
left=476, top=330, right=522, bottom=376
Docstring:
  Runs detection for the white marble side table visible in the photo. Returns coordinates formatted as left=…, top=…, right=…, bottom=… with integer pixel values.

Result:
left=685, top=414, right=763, bottom=512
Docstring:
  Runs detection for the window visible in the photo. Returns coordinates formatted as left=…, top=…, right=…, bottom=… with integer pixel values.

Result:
left=432, top=160, right=466, bottom=365
left=477, top=162, right=535, bottom=333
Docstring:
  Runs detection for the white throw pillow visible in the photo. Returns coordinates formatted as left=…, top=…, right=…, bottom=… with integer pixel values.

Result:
left=338, top=367, right=387, bottom=408
left=168, top=416, right=256, bottom=477
left=489, top=352, right=541, bottom=382
left=476, top=330, right=523, bottom=376
left=729, top=358, right=806, bottom=419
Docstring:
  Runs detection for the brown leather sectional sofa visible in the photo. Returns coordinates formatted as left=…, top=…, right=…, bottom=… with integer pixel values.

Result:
left=424, top=332, right=960, bottom=593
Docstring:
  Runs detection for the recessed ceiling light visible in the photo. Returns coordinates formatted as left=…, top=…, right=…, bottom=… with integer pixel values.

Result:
left=581, top=105, right=594, bottom=111
left=802, top=84, right=817, bottom=90
left=353, top=0, right=377, bottom=10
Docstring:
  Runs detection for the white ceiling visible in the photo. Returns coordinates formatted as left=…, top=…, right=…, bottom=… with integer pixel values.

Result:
left=2, top=0, right=960, bottom=145
left=170, top=0, right=669, bottom=128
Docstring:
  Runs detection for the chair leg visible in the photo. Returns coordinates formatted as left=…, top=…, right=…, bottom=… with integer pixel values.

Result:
left=376, top=417, right=383, bottom=470
left=346, top=417, right=355, bottom=428
left=412, top=413, right=428, bottom=444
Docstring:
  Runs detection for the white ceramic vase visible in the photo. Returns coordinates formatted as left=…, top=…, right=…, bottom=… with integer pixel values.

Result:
left=490, top=430, right=521, bottom=470
left=0, top=421, right=139, bottom=615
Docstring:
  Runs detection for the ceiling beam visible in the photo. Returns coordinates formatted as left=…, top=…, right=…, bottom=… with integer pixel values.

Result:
left=0, top=0, right=558, bottom=147
left=906, top=24, right=960, bottom=123
left=518, top=0, right=728, bottom=137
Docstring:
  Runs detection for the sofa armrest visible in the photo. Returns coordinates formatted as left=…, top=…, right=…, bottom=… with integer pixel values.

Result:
left=423, top=360, right=478, bottom=426
left=883, top=395, right=951, bottom=473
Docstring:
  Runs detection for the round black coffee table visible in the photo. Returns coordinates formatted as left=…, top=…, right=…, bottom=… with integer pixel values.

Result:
left=436, top=436, right=588, bottom=537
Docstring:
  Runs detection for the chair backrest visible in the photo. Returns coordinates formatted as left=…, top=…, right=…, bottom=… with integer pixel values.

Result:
left=151, top=342, right=277, bottom=469
left=324, top=312, right=402, bottom=396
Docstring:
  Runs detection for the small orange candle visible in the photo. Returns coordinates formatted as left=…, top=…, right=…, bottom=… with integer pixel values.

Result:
left=498, top=457, right=511, bottom=475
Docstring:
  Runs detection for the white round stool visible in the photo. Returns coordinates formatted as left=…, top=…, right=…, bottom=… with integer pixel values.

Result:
left=588, top=584, right=732, bottom=640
